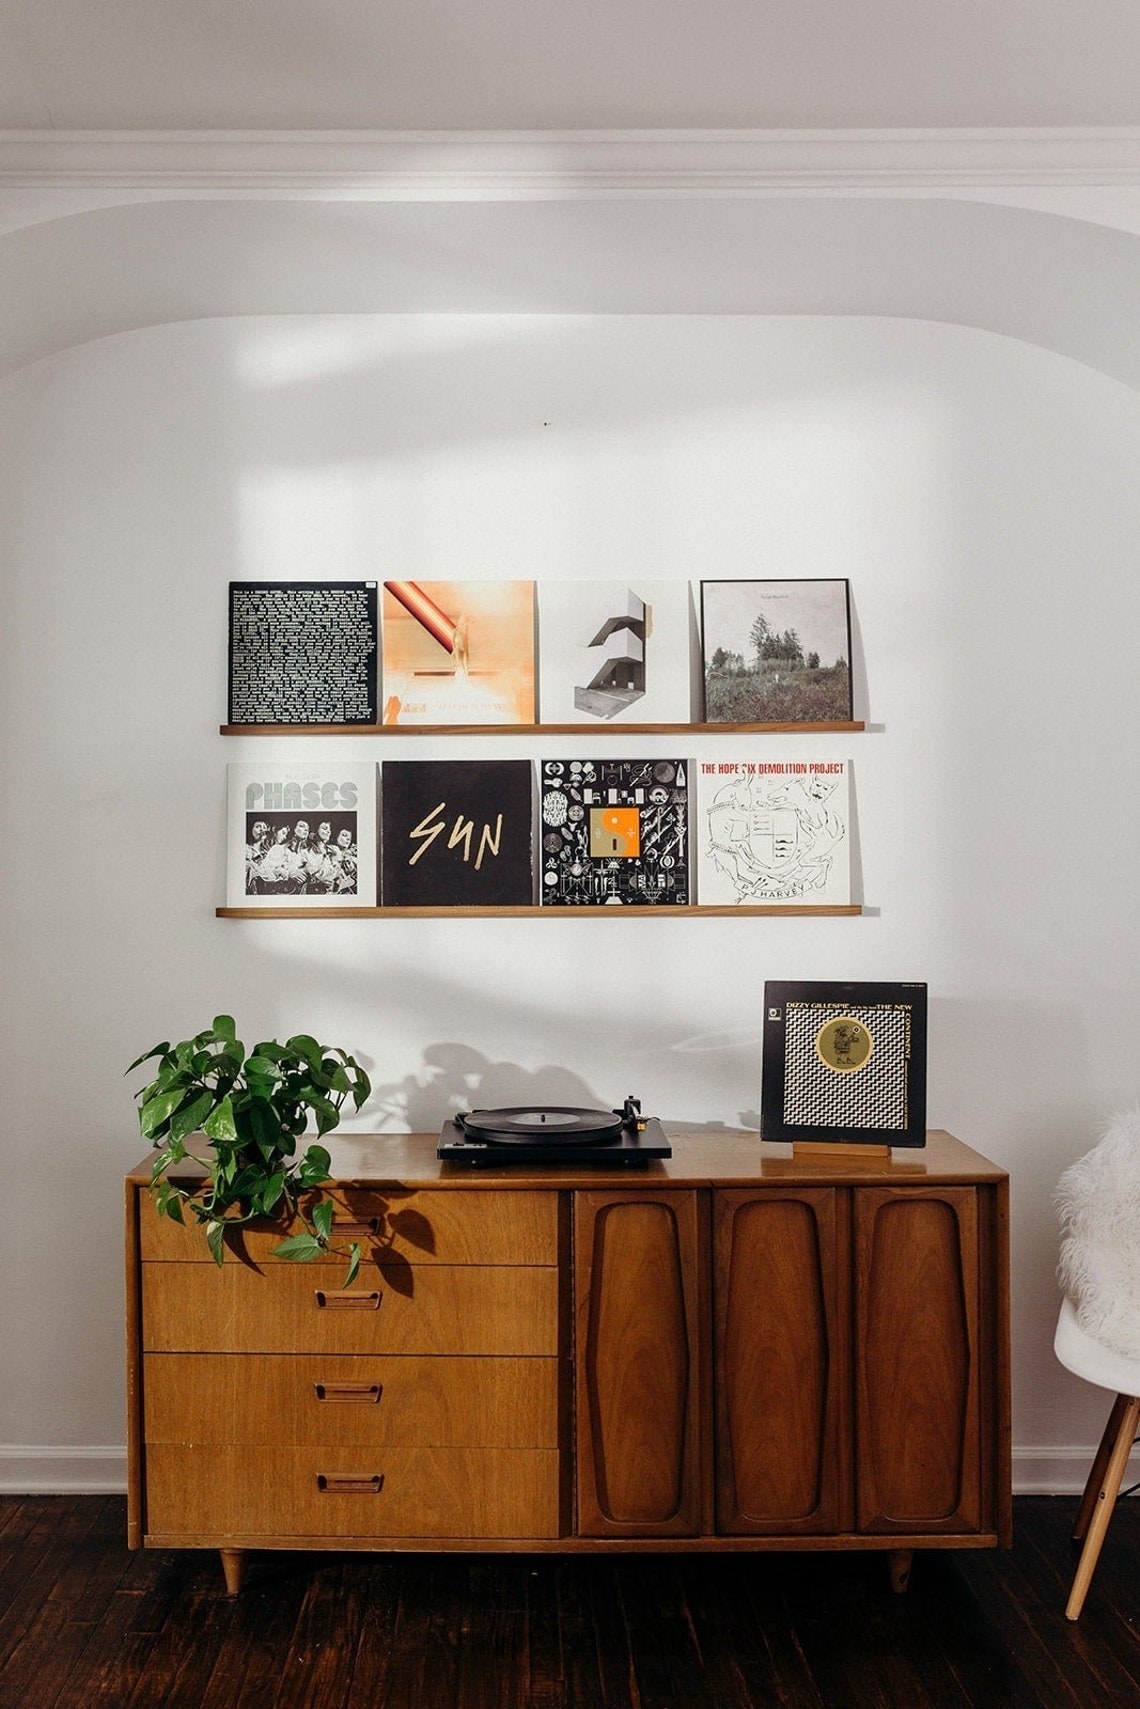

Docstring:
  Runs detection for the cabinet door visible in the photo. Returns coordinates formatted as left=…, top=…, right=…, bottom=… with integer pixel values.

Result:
left=854, top=1187, right=981, bottom=1534
left=714, top=1188, right=850, bottom=1535
left=574, top=1189, right=703, bottom=1536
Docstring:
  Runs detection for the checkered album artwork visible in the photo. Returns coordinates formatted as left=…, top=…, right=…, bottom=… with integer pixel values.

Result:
left=761, top=981, right=928, bottom=1147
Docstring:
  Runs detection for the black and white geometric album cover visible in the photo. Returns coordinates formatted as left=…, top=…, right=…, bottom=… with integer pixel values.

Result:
left=761, top=980, right=928, bottom=1147
left=539, top=758, right=689, bottom=906
left=380, top=759, right=534, bottom=906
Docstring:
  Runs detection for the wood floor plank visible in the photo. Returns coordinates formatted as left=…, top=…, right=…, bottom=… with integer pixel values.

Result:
left=2, top=1500, right=1140, bottom=1709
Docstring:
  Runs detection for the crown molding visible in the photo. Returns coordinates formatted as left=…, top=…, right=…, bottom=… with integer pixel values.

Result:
left=2, top=128, right=1140, bottom=194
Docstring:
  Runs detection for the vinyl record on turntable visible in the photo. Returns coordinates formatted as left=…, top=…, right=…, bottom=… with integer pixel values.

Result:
left=438, top=1096, right=672, bottom=1167
left=458, top=1105, right=626, bottom=1145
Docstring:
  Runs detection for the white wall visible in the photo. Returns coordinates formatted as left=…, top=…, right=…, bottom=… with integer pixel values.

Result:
left=2, top=310, right=1138, bottom=1491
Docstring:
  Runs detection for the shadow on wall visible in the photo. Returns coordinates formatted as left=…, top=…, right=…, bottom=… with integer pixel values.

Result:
left=367, top=1041, right=756, bottom=1133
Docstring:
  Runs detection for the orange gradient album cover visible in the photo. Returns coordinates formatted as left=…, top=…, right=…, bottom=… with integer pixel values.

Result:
left=380, top=580, right=536, bottom=726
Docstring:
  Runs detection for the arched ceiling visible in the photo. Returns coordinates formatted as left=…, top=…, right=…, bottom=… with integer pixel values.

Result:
left=1, top=194, right=1138, bottom=388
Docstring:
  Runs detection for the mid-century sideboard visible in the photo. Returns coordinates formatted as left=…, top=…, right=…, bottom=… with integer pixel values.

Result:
left=125, top=1130, right=1011, bottom=1595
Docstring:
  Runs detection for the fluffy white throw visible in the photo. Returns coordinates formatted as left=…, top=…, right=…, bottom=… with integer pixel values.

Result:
left=1056, top=1107, right=1140, bottom=1360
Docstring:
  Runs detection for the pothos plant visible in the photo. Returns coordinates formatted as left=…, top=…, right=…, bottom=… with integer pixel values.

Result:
left=127, top=1015, right=372, bottom=1284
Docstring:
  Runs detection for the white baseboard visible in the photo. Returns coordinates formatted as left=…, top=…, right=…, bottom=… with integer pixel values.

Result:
left=1012, top=1445, right=1140, bottom=1496
left=2, top=1443, right=1135, bottom=1500
left=0, top=1446, right=128, bottom=1494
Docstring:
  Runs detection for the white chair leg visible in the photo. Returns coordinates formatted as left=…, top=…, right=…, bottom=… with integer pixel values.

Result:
left=1066, top=1392, right=1140, bottom=1620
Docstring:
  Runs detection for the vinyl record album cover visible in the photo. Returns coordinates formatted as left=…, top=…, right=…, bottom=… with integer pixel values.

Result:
left=380, top=759, right=535, bottom=905
left=700, top=579, right=852, bottom=724
left=537, top=581, right=691, bottom=724
left=380, top=580, right=536, bottom=726
left=539, top=758, right=689, bottom=906
left=228, top=581, right=378, bottom=725
left=696, top=758, right=850, bottom=905
left=227, top=762, right=377, bottom=907
left=761, top=980, right=927, bottom=1146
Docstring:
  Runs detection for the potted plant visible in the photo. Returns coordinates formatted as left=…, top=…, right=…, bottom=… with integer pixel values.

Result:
left=127, top=1014, right=372, bottom=1283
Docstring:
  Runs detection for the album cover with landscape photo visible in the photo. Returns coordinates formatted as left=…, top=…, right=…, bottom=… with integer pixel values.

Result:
left=700, top=579, right=852, bottom=724
left=380, top=759, right=535, bottom=906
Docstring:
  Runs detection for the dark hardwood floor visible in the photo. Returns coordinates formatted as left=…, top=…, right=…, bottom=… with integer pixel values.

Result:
left=1, top=1497, right=1138, bottom=1708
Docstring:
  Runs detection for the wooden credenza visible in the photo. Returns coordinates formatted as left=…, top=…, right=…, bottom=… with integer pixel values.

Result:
left=125, top=1131, right=1011, bottom=1593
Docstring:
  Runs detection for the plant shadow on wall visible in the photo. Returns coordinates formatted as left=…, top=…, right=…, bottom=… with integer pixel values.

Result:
left=125, top=1014, right=436, bottom=1296
left=369, top=1042, right=609, bottom=1131
left=368, top=1041, right=751, bottom=1133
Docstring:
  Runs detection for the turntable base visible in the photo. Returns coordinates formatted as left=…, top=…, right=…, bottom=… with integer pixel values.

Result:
left=438, top=1106, right=672, bottom=1166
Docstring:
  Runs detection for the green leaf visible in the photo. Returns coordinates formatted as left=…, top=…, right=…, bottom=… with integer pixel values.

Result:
left=202, top=1095, right=238, bottom=1142
left=297, top=1144, right=332, bottom=1187
left=205, top=1220, right=227, bottom=1266
left=271, top=1233, right=324, bottom=1263
left=125, top=1042, right=170, bottom=1076
left=212, top=1014, right=237, bottom=1040
left=312, top=1198, right=334, bottom=1243
left=138, top=1087, right=186, bottom=1138
left=343, top=1242, right=362, bottom=1288
left=169, top=1090, right=214, bottom=1142
left=301, top=1090, right=341, bottom=1135
left=257, top=1172, right=286, bottom=1215
left=285, top=1033, right=322, bottom=1072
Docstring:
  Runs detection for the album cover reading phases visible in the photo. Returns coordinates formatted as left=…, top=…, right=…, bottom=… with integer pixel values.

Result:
left=761, top=981, right=928, bottom=1147
left=227, top=762, right=377, bottom=908
left=539, top=758, right=689, bottom=906
left=380, top=759, right=535, bottom=906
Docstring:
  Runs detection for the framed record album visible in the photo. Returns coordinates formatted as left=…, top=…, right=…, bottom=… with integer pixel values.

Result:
left=761, top=981, right=928, bottom=1148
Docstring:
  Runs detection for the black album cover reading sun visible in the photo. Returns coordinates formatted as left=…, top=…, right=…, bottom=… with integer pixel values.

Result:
left=761, top=980, right=928, bottom=1147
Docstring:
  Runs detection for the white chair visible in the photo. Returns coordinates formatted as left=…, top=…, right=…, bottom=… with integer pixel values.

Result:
left=1053, top=1296, right=1140, bottom=1620
left=1054, top=1109, right=1140, bottom=1620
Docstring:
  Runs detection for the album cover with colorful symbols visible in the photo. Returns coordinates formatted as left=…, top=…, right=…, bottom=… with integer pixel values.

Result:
left=538, top=758, right=689, bottom=906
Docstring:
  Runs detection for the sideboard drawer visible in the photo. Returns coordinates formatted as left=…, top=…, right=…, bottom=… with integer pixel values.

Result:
left=144, top=1444, right=562, bottom=1539
left=143, top=1353, right=559, bottom=1448
left=142, top=1262, right=559, bottom=1355
left=138, top=1188, right=558, bottom=1266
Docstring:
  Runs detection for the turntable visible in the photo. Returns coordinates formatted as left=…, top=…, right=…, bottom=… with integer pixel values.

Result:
left=437, top=1095, right=671, bottom=1167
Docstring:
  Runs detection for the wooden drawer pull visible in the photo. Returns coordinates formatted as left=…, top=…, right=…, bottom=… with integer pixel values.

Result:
left=333, top=1218, right=381, bottom=1239
left=313, top=1382, right=382, bottom=1404
left=316, top=1473, right=384, bottom=1495
left=313, top=1290, right=381, bottom=1311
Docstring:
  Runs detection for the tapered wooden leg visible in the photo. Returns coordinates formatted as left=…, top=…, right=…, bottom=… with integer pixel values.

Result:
left=1066, top=1393, right=1140, bottom=1621
left=1073, top=1393, right=1128, bottom=1544
left=219, top=1548, right=247, bottom=1597
left=888, top=1549, right=913, bottom=1594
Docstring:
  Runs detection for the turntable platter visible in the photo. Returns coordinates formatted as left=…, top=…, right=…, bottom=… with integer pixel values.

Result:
left=457, top=1105, right=626, bottom=1145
